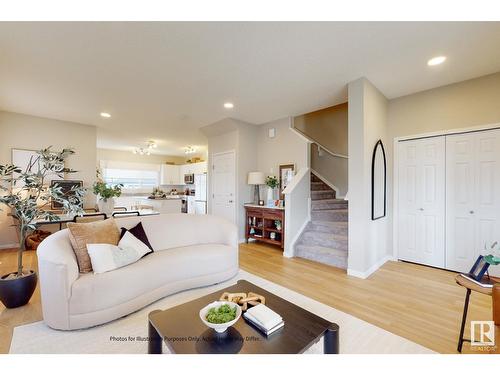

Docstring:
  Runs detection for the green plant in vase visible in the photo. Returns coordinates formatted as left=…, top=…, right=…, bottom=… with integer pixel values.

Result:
left=265, top=175, right=279, bottom=206
left=93, top=169, right=123, bottom=214
left=0, top=147, right=86, bottom=308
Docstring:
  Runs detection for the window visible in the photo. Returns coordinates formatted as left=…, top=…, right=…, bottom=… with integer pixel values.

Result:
left=103, top=168, right=159, bottom=190
left=99, top=160, right=160, bottom=193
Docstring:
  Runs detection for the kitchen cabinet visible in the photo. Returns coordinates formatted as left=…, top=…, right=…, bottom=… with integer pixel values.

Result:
left=181, top=161, right=207, bottom=176
left=160, top=164, right=181, bottom=185
left=161, top=162, right=207, bottom=185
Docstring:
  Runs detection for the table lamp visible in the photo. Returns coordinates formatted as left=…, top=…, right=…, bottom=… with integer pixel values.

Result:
left=247, top=171, right=265, bottom=204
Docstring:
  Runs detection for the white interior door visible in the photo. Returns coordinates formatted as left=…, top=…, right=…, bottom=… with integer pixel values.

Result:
left=211, top=151, right=236, bottom=223
left=446, top=129, right=500, bottom=273
left=398, top=137, right=445, bottom=267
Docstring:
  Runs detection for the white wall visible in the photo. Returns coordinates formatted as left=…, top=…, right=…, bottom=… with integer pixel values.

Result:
left=283, top=168, right=310, bottom=257
left=0, top=111, right=97, bottom=248
left=347, top=78, right=391, bottom=278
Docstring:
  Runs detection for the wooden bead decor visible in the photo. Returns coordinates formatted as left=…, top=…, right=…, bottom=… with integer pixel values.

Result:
left=219, top=291, right=266, bottom=311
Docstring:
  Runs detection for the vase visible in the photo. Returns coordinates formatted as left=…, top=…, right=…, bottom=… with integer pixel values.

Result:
left=266, top=187, right=277, bottom=206
left=97, top=197, right=115, bottom=216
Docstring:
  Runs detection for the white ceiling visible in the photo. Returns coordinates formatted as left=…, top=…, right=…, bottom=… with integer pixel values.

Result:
left=1, top=22, right=499, bottom=156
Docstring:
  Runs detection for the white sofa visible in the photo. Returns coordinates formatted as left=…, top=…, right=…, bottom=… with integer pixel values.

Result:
left=37, top=214, right=238, bottom=330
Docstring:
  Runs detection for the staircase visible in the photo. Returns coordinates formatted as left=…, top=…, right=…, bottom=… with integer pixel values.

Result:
left=294, top=173, right=348, bottom=269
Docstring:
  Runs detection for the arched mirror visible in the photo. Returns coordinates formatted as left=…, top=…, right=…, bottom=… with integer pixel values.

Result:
left=371, top=139, right=386, bottom=220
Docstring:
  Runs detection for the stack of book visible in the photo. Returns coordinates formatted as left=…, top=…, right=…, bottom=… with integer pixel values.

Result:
left=243, top=304, right=284, bottom=336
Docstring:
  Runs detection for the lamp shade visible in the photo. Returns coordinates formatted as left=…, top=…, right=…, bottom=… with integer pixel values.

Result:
left=247, top=171, right=265, bottom=185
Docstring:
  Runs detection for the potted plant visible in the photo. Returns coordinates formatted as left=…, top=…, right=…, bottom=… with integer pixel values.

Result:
left=0, top=147, right=85, bottom=308
left=93, top=169, right=123, bottom=215
left=265, top=175, right=279, bottom=206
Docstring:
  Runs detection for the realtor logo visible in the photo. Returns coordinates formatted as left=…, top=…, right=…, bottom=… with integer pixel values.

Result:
left=471, top=321, right=495, bottom=346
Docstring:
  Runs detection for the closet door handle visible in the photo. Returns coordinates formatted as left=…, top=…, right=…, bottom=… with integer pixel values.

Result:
left=419, top=208, right=424, bottom=211
left=469, top=210, right=475, bottom=214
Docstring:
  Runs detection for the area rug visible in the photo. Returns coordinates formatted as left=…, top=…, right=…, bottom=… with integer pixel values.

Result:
left=10, top=270, right=433, bottom=354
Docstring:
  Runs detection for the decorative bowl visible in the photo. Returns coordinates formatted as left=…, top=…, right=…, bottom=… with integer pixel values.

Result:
left=199, top=301, right=242, bottom=333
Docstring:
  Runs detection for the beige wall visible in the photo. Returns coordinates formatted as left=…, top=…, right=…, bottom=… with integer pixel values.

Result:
left=293, top=102, right=348, bottom=156
left=310, top=143, right=348, bottom=198
left=204, top=117, right=310, bottom=242
left=97, top=148, right=186, bottom=165
left=388, top=72, right=500, bottom=138
left=256, top=117, right=309, bottom=190
left=0, top=111, right=97, bottom=248
left=203, top=118, right=258, bottom=241
left=348, top=78, right=390, bottom=277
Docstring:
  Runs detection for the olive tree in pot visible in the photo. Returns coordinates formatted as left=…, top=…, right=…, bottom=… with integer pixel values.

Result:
left=0, top=147, right=85, bottom=308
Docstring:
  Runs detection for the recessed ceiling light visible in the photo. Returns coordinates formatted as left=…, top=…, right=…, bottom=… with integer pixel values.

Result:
left=100, top=112, right=111, bottom=118
left=223, top=102, right=234, bottom=109
left=427, top=56, right=446, bottom=66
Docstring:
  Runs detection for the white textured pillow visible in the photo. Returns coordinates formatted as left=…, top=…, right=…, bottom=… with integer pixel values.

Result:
left=87, top=231, right=152, bottom=274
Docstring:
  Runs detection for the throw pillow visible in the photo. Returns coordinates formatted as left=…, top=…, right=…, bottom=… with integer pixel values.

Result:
left=67, top=218, right=120, bottom=273
left=87, top=231, right=152, bottom=274
left=119, top=221, right=154, bottom=255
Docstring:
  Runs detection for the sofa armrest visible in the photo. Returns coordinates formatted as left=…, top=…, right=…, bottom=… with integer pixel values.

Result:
left=37, top=229, right=79, bottom=329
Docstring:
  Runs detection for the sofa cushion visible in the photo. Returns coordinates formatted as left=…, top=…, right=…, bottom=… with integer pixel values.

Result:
left=87, top=231, right=153, bottom=274
left=119, top=221, right=154, bottom=254
left=69, top=243, right=237, bottom=315
left=67, top=218, right=120, bottom=273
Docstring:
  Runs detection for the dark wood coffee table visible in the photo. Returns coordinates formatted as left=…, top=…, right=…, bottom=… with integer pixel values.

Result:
left=147, top=280, right=339, bottom=354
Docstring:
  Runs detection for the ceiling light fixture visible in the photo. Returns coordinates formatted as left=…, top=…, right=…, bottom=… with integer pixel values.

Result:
left=223, top=102, right=234, bottom=109
left=185, top=146, right=196, bottom=154
left=100, top=112, right=111, bottom=118
left=133, top=141, right=156, bottom=156
left=427, top=56, right=446, bottom=66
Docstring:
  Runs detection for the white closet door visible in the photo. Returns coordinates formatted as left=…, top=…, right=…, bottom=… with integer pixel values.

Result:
left=446, top=129, right=500, bottom=273
left=398, top=137, right=445, bottom=267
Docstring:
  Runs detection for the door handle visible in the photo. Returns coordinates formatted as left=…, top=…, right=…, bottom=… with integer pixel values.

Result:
left=470, top=210, right=475, bottom=214
left=229, top=200, right=233, bottom=203
left=419, top=208, right=424, bottom=211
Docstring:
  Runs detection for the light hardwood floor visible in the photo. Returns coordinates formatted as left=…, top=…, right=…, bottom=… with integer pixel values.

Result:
left=0, top=244, right=493, bottom=354
left=239, top=242, right=492, bottom=354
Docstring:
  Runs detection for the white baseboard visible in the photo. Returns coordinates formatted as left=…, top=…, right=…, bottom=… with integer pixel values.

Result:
left=347, top=255, right=395, bottom=279
left=0, top=243, right=18, bottom=250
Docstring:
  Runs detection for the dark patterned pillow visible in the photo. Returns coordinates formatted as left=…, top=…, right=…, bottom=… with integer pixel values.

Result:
left=120, top=222, right=154, bottom=257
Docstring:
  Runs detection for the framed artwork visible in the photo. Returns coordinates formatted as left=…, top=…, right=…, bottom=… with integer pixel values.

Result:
left=371, top=140, right=387, bottom=220
left=50, top=180, right=83, bottom=210
left=11, top=148, right=63, bottom=188
left=279, top=163, right=295, bottom=199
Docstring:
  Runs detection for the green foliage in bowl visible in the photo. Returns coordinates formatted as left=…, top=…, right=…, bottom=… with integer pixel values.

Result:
left=205, top=304, right=237, bottom=324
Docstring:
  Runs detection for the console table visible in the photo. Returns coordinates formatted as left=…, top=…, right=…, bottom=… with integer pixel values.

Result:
left=244, top=204, right=284, bottom=249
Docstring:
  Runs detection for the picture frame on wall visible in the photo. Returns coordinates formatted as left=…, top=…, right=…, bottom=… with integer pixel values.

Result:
left=50, top=180, right=84, bottom=210
left=279, top=163, right=295, bottom=199
left=11, top=148, right=64, bottom=188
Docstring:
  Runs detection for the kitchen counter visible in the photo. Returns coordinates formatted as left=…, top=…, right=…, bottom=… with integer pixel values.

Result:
left=147, top=195, right=186, bottom=200
left=141, top=197, right=182, bottom=214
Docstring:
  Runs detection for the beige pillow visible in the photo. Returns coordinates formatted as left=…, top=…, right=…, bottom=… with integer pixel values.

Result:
left=67, top=218, right=120, bottom=273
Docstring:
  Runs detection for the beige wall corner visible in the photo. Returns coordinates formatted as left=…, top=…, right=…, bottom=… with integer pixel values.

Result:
left=0, top=111, right=97, bottom=247
left=347, top=78, right=391, bottom=277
